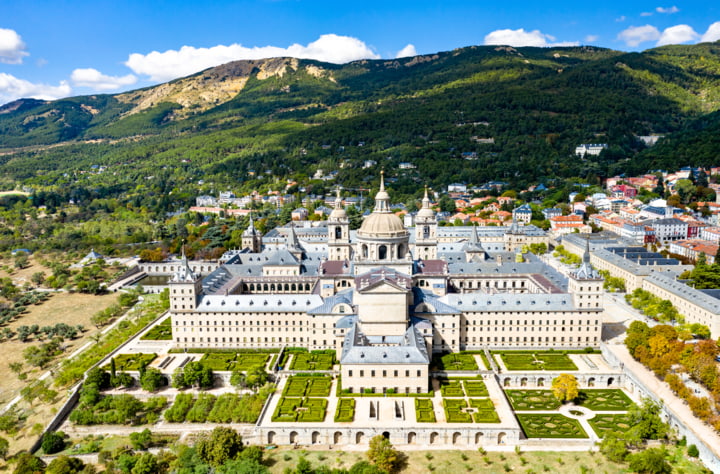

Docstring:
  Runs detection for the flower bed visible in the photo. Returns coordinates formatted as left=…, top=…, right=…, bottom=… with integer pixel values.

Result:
left=199, top=352, right=269, bottom=371
left=283, top=375, right=331, bottom=398
left=443, top=399, right=473, bottom=423
left=498, top=351, right=577, bottom=371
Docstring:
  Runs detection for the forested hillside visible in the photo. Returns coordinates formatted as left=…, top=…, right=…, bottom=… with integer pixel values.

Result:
left=1, top=42, right=720, bottom=209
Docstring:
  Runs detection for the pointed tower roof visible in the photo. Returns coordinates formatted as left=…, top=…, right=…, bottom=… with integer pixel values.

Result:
left=463, top=224, right=488, bottom=259
left=417, top=186, right=435, bottom=219
left=243, top=213, right=257, bottom=237
left=574, top=236, right=600, bottom=280
left=173, top=246, right=198, bottom=283
left=329, top=187, right=348, bottom=220
left=287, top=222, right=303, bottom=251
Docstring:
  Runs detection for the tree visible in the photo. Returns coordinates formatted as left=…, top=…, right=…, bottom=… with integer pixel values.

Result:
left=12, top=452, right=46, bottom=474
left=41, top=431, right=66, bottom=454
left=131, top=453, right=159, bottom=474
left=0, top=436, right=8, bottom=460
left=599, top=432, right=628, bottom=462
left=196, top=426, right=244, bottom=467
left=438, top=195, right=456, bottom=213
left=687, top=444, right=699, bottom=457
left=182, top=361, right=214, bottom=389
left=366, top=435, right=401, bottom=473
left=217, top=458, right=269, bottom=474
left=46, top=455, right=90, bottom=474
left=245, top=366, right=268, bottom=390
left=130, top=428, right=153, bottom=450
left=230, top=370, right=247, bottom=389
left=627, top=447, right=671, bottom=474
left=14, top=253, right=29, bottom=270
left=31, top=272, right=45, bottom=287
left=551, top=374, right=579, bottom=402
left=628, top=399, right=669, bottom=441
left=675, top=179, right=695, bottom=204
left=140, top=367, right=165, bottom=392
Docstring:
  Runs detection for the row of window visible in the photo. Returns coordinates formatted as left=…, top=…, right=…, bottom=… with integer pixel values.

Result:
left=347, top=369, right=422, bottom=378
left=177, top=336, right=330, bottom=344
left=443, top=319, right=599, bottom=328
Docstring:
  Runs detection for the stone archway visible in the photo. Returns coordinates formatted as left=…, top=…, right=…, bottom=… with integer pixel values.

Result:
left=497, top=432, right=506, bottom=445
left=312, top=431, right=321, bottom=444
left=408, top=432, right=416, bottom=444
left=382, top=431, right=390, bottom=440
left=289, top=431, right=298, bottom=444
left=537, top=378, right=545, bottom=387
left=520, top=377, right=528, bottom=387
left=503, top=377, right=511, bottom=387
left=588, top=377, right=595, bottom=388
left=429, top=432, right=439, bottom=445
left=452, top=432, right=462, bottom=445
left=356, top=432, right=364, bottom=444
left=475, top=432, right=484, bottom=444
left=267, top=431, right=275, bottom=444
left=607, top=377, right=615, bottom=387
left=333, top=432, right=342, bottom=444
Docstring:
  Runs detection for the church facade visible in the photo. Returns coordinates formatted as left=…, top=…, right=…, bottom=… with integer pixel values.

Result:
left=169, top=177, right=603, bottom=393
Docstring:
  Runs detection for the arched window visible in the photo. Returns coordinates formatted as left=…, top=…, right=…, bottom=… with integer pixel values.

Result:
left=379, top=245, right=387, bottom=260
left=423, top=226, right=430, bottom=238
left=362, top=244, right=368, bottom=258
left=335, top=226, right=342, bottom=239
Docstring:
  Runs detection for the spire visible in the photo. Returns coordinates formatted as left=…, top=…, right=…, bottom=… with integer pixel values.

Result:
left=335, top=186, right=343, bottom=209
left=583, top=235, right=591, bottom=264
left=243, top=213, right=257, bottom=237
left=174, top=243, right=197, bottom=282
left=574, top=235, right=599, bottom=280
left=288, top=222, right=302, bottom=250
left=373, top=170, right=391, bottom=213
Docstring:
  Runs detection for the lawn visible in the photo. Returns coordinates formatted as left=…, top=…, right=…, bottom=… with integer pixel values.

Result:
left=290, top=351, right=335, bottom=371
left=516, top=413, right=588, bottom=438
left=588, top=414, right=635, bottom=438
left=140, top=317, right=172, bottom=340
left=576, top=389, right=634, bottom=411
left=433, top=353, right=479, bottom=371
left=415, top=398, right=436, bottom=422
left=334, top=398, right=355, bottom=422
left=505, top=390, right=561, bottom=411
left=498, top=351, right=578, bottom=371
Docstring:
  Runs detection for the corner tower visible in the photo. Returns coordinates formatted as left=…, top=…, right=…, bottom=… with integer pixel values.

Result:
left=328, top=188, right=352, bottom=261
left=414, top=187, right=438, bottom=260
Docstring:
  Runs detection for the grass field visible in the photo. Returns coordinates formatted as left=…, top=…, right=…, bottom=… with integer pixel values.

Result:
left=260, top=447, right=711, bottom=474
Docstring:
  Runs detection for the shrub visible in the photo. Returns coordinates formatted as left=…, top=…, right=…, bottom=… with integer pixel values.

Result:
left=41, top=431, right=66, bottom=454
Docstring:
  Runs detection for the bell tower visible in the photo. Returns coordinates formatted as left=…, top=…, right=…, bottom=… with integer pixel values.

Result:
left=414, top=186, right=438, bottom=260
left=328, top=188, right=352, bottom=260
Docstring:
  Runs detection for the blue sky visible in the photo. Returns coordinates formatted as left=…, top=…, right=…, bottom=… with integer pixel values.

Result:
left=1, top=0, right=719, bottom=105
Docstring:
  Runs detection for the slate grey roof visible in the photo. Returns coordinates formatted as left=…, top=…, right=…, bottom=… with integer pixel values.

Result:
left=440, top=293, right=575, bottom=311
left=196, top=294, right=323, bottom=312
left=645, top=273, right=720, bottom=314
left=340, top=323, right=430, bottom=365
left=307, top=289, right=354, bottom=315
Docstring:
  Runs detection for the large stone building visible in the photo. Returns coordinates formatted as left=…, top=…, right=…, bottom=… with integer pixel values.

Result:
left=169, top=177, right=603, bottom=393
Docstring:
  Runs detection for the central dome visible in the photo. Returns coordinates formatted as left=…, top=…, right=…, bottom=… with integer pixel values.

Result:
left=358, top=212, right=407, bottom=237
left=357, top=171, right=408, bottom=238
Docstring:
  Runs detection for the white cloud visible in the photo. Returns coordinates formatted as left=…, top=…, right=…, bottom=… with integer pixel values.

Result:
left=701, top=21, right=720, bottom=42
left=125, top=34, right=381, bottom=82
left=585, top=35, right=600, bottom=43
left=641, top=12, right=654, bottom=17
left=483, top=28, right=578, bottom=47
left=617, top=25, right=661, bottom=47
left=657, top=24, right=699, bottom=46
left=656, top=6, right=680, bottom=14
left=395, top=44, right=417, bottom=58
left=0, top=28, right=28, bottom=64
left=0, top=73, right=71, bottom=105
left=71, top=68, right=137, bottom=91
left=616, top=16, right=627, bottom=22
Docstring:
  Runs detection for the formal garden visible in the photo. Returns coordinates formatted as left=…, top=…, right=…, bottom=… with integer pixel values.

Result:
left=103, top=353, right=157, bottom=371
left=140, top=317, right=172, bottom=340
left=432, top=352, right=479, bottom=371
left=516, top=414, right=589, bottom=438
left=288, top=350, right=336, bottom=371
left=496, top=351, right=579, bottom=371
left=588, top=414, right=634, bottom=438
left=506, top=390, right=562, bottom=411
left=271, top=397, right=328, bottom=422
left=198, top=351, right=271, bottom=371
left=334, top=398, right=355, bottom=422
left=415, top=398, right=436, bottom=422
